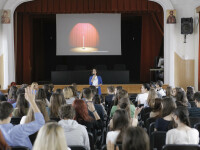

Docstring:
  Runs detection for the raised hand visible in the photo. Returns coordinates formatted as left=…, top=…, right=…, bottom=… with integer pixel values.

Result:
left=25, top=87, right=35, bottom=103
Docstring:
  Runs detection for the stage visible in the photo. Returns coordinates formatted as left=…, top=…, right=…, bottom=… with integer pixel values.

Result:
left=2, top=84, right=169, bottom=95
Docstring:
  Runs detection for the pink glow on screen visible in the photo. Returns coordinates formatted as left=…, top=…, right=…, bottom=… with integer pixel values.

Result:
left=69, top=23, right=99, bottom=47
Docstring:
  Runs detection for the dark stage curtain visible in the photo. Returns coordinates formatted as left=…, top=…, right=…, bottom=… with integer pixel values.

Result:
left=140, top=11, right=164, bottom=82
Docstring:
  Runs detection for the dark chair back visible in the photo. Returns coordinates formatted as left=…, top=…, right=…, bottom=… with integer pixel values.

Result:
left=88, top=132, right=95, bottom=150
left=150, top=131, right=166, bottom=150
left=149, top=122, right=156, bottom=136
left=189, top=117, right=200, bottom=127
left=162, top=144, right=200, bottom=150
left=11, top=146, right=30, bottom=150
left=146, top=117, right=156, bottom=135
left=68, top=146, right=87, bottom=150
left=10, top=117, right=21, bottom=125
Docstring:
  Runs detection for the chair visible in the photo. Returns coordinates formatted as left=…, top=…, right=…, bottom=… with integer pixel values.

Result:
left=149, top=122, right=156, bottom=136
left=140, top=107, right=152, bottom=122
left=11, top=146, right=30, bottom=150
left=50, top=118, right=60, bottom=122
left=10, top=117, right=21, bottom=125
left=162, top=144, right=200, bottom=150
left=146, top=117, right=156, bottom=135
left=88, top=132, right=95, bottom=150
left=68, top=146, right=87, bottom=150
left=150, top=131, right=166, bottom=150
left=189, top=117, right=200, bottom=127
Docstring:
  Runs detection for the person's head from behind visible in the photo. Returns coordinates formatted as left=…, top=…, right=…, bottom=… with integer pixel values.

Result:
left=49, top=83, right=54, bottom=92
left=152, top=98, right=162, bottom=113
left=115, top=86, right=122, bottom=95
left=89, top=85, right=97, bottom=96
left=118, top=98, right=131, bottom=119
left=150, top=82, right=156, bottom=89
left=25, top=100, right=49, bottom=123
left=114, top=89, right=128, bottom=106
left=8, top=86, right=17, bottom=100
left=93, top=94, right=101, bottom=104
left=186, top=86, right=194, bottom=101
left=72, top=99, right=92, bottom=122
left=59, top=104, right=75, bottom=120
left=172, top=107, right=190, bottom=127
left=172, top=87, right=182, bottom=97
left=43, top=84, right=50, bottom=93
left=147, top=88, right=158, bottom=108
left=92, top=68, right=97, bottom=75
left=156, top=80, right=163, bottom=89
left=161, top=97, right=176, bottom=117
left=176, top=91, right=187, bottom=106
left=122, top=127, right=150, bottom=150
left=113, top=109, right=130, bottom=142
left=166, top=86, right=173, bottom=97
left=0, top=102, right=13, bottom=122
left=194, top=92, right=200, bottom=107
left=33, top=122, right=68, bottom=150
left=83, top=88, right=93, bottom=100
left=31, top=82, right=38, bottom=90
left=21, top=84, right=28, bottom=89
left=71, top=83, right=77, bottom=91
left=16, top=94, right=29, bottom=117
left=50, top=93, right=66, bottom=118
left=35, top=88, right=47, bottom=100
left=55, top=88, right=63, bottom=95
left=141, top=83, right=150, bottom=93
left=16, top=88, right=25, bottom=96
left=68, top=86, right=77, bottom=97
left=107, top=86, right=115, bottom=94
left=63, top=87, right=74, bottom=99
left=0, top=95, right=7, bottom=102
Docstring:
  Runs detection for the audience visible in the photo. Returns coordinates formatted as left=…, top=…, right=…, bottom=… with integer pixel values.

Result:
left=72, top=83, right=80, bottom=97
left=165, top=86, right=173, bottom=97
left=166, top=107, right=199, bottom=144
left=20, top=100, right=49, bottom=124
left=33, top=122, right=71, bottom=150
left=147, top=88, right=158, bottom=108
left=93, top=94, right=107, bottom=115
left=58, top=104, right=90, bottom=150
left=49, top=93, right=66, bottom=118
left=12, top=94, right=29, bottom=117
left=7, top=86, right=17, bottom=104
left=35, top=88, right=50, bottom=107
left=150, top=98, right=162, bottom=118
left=136, top=83, right=150, bottom=106
left=155, top=97, right=176, bottom=131
left=31, top=82, right=39, bottom=93
left=155, top=80, right=166, bottom=97
left=63, top=87, right=75, bottom=104
left=43, top=84, right=51, bottom=101
left=0, top=87, right=45, bottom=149
left=175, top=91, right=191, bottom=108
left=189, top=92, right=200, bottom=117
left=186, top=86, right=195, bottom=102
left=105, top=86, right=115, bottom=104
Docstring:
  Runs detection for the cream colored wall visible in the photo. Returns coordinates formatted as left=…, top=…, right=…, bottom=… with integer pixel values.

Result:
left=0, top=55, right=3, bottom=89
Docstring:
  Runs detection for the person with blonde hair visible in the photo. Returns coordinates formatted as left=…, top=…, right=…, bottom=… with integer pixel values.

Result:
left=147, top=88, right=158, bottom=108
left=31, top=82, right=38, bottom=93
left=63, top=87, right=75, bottom=104
left=20, top=100, right=49, bottom=124
left=33, top=122, right=71, bottom=150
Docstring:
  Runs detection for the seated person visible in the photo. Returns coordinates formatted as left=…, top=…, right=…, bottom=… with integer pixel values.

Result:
left=33, top=122, right=71, bottom=150
left=189, top=92, right=200, bottom=117
left=105, top=86, right=115, bottom=105
left=155, top=97, right=176, bottom=131
left=0, top=87, right=45, bottom=149
left=63, top=87, right=75, bottom=105
left=156, top=80, right=166, bottom=97
left=7, top=86, right=17, bottom=104
left=166, top=107, right=199, bottom=144
left=58, top=104, right=90, bottom=150
left=93, top=94, right=107, bottom=116
left=186, top=86, right=195, bottom=102
left=136, top=83, right=150, bottom=106
left=12, top=93, right=29, bottom=117
left=147, top=88, right=158, bottom=108
left=35, top=88, right=50, bottom=107
left=175, top=91, right=191, bottom=108
left=150, top=98, right=162, bottom=118
left=83, top=88, right=104, bottom=121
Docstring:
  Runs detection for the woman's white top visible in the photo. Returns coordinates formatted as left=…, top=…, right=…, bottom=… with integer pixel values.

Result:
left=106, top=131, right=120, bottom=144
left=92, top=76, right=98, bottom=87
left=66, top=97, right=75, bottom=105
left=166, top=128, right=199, bottom=144
left=136, top=93, right=148, bottom=106
left=20, top=116, right=27, bottom=124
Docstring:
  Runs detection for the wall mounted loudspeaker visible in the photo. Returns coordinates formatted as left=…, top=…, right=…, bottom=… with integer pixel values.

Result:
left=181, top=18, right=193, bottom=34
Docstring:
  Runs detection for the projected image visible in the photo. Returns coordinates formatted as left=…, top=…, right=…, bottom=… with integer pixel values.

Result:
left=56, top=14, right=121, bottom=55
left=69, top=23, right=101, bottom=53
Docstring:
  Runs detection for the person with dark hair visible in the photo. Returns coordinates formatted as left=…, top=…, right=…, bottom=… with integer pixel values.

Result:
left=55, top=88, right=63, bottom=94
left=107, top=126, right=150, bottom=150
left=155, top=97, right=176, bottom=131
left=43, top=84, right=51, bottom=101
left=72, top=83, right=80, bottom=97
left=106, top=109, right=129, bottom=144
left=175, top=91, right=191, bottom=108
left=136, top=83, right=150, bottom=106
left=165, top=86, right=173, bottom=97
left=166, top=107, right=199, bottom=144
left=189, top=92, right=200, bottom=117
left=105, top=86, right=115, bottom=114
left=93, top=94, right=107, bottom=115
left=58, top=104, right=90, bottom=150
left=49, top=83, right=54, bottom=94
left=0, top=94, right=7, bottom=102
left=156, top=80, right=166, bottom=97
left=150, top=98, right=162, bottom=118
left=7, top=86, right=17, bottom=104
left=83, top=88, right=105, bottom=121
left=12, top=94, right=29, bottom=117
left=21, top=84, right=28, bottom=89
left=12, top=88, right=25, bottom=108
left=35, top=88, right=50, bottom=107
left=186, top=86, right=195, bottom=101
left=69, top=85, right=78, bottom=98
left=89, top=68, right=103, bottom=95
left=0, top=87, right=45, bottom=149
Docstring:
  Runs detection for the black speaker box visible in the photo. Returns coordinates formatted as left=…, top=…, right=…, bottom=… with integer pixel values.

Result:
left=181, top=18, right=193, bottom=34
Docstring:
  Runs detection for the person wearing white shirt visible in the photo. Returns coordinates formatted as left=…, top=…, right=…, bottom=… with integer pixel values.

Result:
left=156, top=80, right=166, bottom=97
left=166, top=107, right=199, bottom=145
left=136, top=83, right=150, bottom=107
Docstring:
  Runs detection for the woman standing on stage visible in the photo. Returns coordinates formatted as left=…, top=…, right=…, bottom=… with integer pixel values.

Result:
left=89, top=69, right=103, bottom=95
